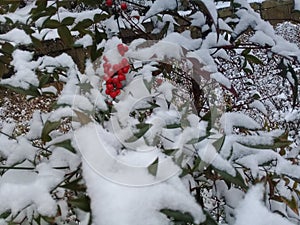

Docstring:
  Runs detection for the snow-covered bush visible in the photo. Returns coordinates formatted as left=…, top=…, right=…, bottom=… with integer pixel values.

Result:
left=0, top=0, right=300, bottom=224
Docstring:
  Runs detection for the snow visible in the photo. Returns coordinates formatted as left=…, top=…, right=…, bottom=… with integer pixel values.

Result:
left=249, top=30, right=275, bottom=46
left=157, top=82, right=175, bottom=102
left=221, top=112, right=262, bottom=134
left=294, top=0, right=300, bottom=11
left=145, top=0, right=179, bottom=19
left=0, top=3, right=33, bottom=24
left=163, top=32, right=202, bottom=50
left=26, top=111, right=43, bottom=139
left=57, top=95, right=93, bottom=112
left=50, top=147, right=80, bottom=171
left=196, top=140, right=236, bottom=176
left=211, top=72, right=232, bottom=88
left=233, top=184, right=295, bottom=225
left=285, top=109, right=300, bottom=122
left=216, top=0, right=265, bottom=9
left=75, top=123, right=205, bottom=225
left=75, top=34, right=93, bottom=48
left=0, top=123, right=37, bottom=165
left=190, top=11, right=206, bottom=28
left=1, top=50, right=39, bottom=89
left=249, top=100, right=268, bottom=115
left=0, top=162, right=64, bottom=217
left=0, top=29, right=31, bottom=45
left=202, top=0, right=218, bottom=25
left=1, top=0, right=300, bottom=224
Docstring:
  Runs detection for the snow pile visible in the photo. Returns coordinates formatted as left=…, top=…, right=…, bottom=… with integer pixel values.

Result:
left=0, top=163, right=64, bottom=218
left=234, top=184, right=294, bottom=225
left=78, top=123, right=205, bottom=225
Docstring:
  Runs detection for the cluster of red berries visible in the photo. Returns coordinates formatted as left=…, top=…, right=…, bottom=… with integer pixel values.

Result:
left=106, top=0, right=127, bottom=10
left=103, top=44, right=130, bottom=99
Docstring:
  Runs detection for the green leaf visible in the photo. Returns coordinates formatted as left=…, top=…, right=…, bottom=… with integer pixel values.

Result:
left=0, top=210, right=11, bottom=219
left=241, top=48, right=251, bottom=56
left=43, top=19, right=61, bottom=29
left=166, top=123, right=181, bottom=129
left=125, top=123, right=152, bottom=142
left=9, top=2, right=20, bottom=13
left=57, top=25, right=74, bottom=47
left=31, top=35, right=43, bottom=49
left=77, top=81, right=93, bottom=94
left=72, top=19, right=93, bottom=31
left=54, top=139, right=76, bottom=153
left=243, top=67, right=253, bottom=75
left=94, top=13, right=110, bottom=23
left=68, top=195, right=91, bottom=212
left=245, top=54, right=263, bottom=65
left=95, top=27, right=107, bottom=44
left=212, top=135, right=225, bottom=152
left=60, top=177, right=86, bottom=191
left=1, top=42, right=14, bottom=54
left=287, top=64, right=298, bottom=107
left=61, top=17, right=75, bottom=26
left=186, top=135, right=208, bottom=145
left=0, top=55, right=11, bottom=64
left=202, top=106, right=218, bottom=133
left=160, top=209, right=194, bottom=223
left=143, top=78, right=154, bottom=93
left=39, top=74, right=51, bottom=88
left=89, top=43, right=103, bottom=62
left=176, top=153, right=184, bottom=166
left=163, top=148, right=179, bottom=156
left=74, top=110, right=92, bottom=125
left=41, top=120, right=61, bottom=142
left=0, top=84, right=40, bottom=97
left=213, top=166, right=247, bottom=189
left=148, top=157, right=159, bottom=176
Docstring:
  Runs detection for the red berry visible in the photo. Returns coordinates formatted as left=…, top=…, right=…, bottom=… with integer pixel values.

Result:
left=103, top=74, right=109, bottom=81
left=120, top=2, right=127, bottom=10
left=121, top=58, right=129, bottom=66
left=106, top=0, right=113, bottom=7
left=104, top=67, right=109, bottom=74
left=118, top=73, right=126, bottom=81
left=120, top=50, right=125, bottom=56
left=105, top=89, right=111, bottom=95
left=117, top=44, right=123, bottom=52
left=115, top=89, right=121, bottom=96
left=106, top=78, right=113, bottom=84
left=116, top=81, right=123, bottom=89
left=112, top=77, right=119, bottom=84
left=103, top=62, right=111, bottom=69
left=123, top=45, right=129, bottom=52
left=117, top=44, right=128, bottom=56
left=118, top=70, right=124, bottom=76
left=110, top=91, right=118, bottom=99
left=113, top=64, right=120, bottom=72
left=122, top=65, right=130, bottom=73
left=107, top=70, right=114, bottom=77
left=103, top=56, right=108, bottom=62
left=133, top=15, right=140, bottom=20
left=106, top=83, right=114, bottom=91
